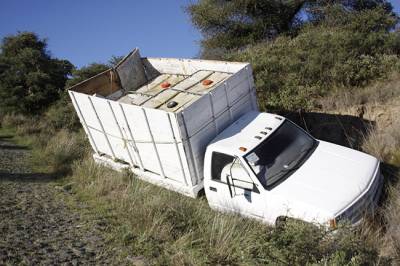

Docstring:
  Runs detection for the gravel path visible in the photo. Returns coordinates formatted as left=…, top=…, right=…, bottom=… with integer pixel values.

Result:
left=0, top=134, right=114, bottom=265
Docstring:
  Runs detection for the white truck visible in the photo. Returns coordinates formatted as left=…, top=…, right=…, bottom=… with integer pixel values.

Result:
left=68, top=49, right=383, bottom=228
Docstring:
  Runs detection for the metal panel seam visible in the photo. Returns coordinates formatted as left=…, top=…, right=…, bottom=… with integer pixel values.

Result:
left=224, top=82, right=233, bottom=124
left=245, top=65, right=258, bottom=111
left=182, top=93, right=250, bottom=140
left=88, top=96, right=116, bottom=159
left=107, top=101, right=135, bottom=167
left=181, top=111, right=198, bottom=185
left=167, top=113, right=188, bottom=186
left=119, top=103, right=145, bottom=170
left=70, top=92, right=100, bottom=155
left=141, top=108, right=166, bottom=178
left=208, top=92, right=218, bottom=135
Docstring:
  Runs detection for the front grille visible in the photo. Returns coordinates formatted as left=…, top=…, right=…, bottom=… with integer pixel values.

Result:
left=337, top=166, right=383, bottom=224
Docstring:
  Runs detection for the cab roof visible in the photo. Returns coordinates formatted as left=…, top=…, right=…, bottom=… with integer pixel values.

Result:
left=208, top=111, right=286, bottom=157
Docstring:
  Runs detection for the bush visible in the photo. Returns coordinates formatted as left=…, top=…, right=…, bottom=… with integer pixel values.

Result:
left=0, top=32, right=73, bottom=114
left=1, top=111, right=88, bottom=175
left=230, top=7, right=400, bottom=111
left=31, top=129, right=88, bottom=174
left=44, top=92, right=81, bottom=131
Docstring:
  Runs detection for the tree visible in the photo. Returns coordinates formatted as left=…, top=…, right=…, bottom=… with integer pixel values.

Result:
left=187, top=0, right=395, bottom=59
left=308, top=0, right=393, bottom=12
left=108, top=55, right=124, bottom=67
left=0, top=32, right=73, bottom=114
left=47, top=62, right=111, bottom=131
left=232, top=6, right=400, bottom=111
left=187, top=0, right=306, bottom=58
left=305, top=0, right=395, bottom=23
left=65, top=63, right=109, bottom=88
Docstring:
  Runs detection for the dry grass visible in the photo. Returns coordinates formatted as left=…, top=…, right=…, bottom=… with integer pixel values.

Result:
left=313, top=72, right=400, bottom=264
left=70, top=158, right=269, bottom=264
left=319, top=72, right=400, bottom=112
left=381, top=184, right=400, bottom=262
left=31, top=129, right=88, bottom=174
left=64, top=156, right=381, bottom=265
left=362, top=118, right=400, bottom=164
left=1, top=113, right=88, bottom=175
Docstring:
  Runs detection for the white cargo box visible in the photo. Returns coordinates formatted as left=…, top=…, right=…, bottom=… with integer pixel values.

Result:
left=68, top=48, right=258, bottom=197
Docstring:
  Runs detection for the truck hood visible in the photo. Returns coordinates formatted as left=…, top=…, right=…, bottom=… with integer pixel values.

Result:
left=270, top=140, right=379, bottom=220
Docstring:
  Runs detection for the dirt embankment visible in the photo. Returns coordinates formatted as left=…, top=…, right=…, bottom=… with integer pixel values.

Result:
left=0, top=135, right=115, bottom=265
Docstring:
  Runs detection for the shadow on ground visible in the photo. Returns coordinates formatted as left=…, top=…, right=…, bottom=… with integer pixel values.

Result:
left=0, top=135, right=13, bottom=140
left=0, top=144, right=29, bottom=150
left=286, top=111, right=374, bottom=150
left=0, top=172, right=57, bottom=182
left=0, top=132, right=63, bottom=182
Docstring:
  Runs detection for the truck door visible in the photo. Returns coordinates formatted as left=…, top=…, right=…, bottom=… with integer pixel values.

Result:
left=206, top=152, right=265, bottom=220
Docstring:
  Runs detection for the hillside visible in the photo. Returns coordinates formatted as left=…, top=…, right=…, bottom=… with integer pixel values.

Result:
left=1, top=1, right=400, bottom=264
left=1, top=71, right=399, bottom=265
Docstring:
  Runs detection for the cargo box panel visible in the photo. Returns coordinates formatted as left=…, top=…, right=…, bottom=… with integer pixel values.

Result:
left=68, top=48, right=258, bottom=197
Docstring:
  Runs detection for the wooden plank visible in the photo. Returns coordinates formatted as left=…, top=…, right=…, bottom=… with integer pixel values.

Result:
left=141, top=75, right=187, bottom=108
left=118, top=74, right=172, bottom=106
left=145, top=74, right=186, bottom=96
left=118, top=71, right=230, bottom=111
left=188, top=72, right=230, bottom=94
left=157, top=71, right=214, bottom=112
left=135, top=74, right=171, bottom=95
left=174, top=70, right=213, bottom=91
left=174, top=72, right=231, bottom=113
left=160, top=94, right=200, bottom=112
left=145, top=71, right=213, bottom=110
left=69, top=69, right=121, bottom=96
left=117, top=93, right=151, bottom=105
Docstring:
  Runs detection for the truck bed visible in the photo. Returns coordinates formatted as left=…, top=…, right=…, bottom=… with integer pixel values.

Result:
left=117, top=70, right=231, bottom=112
left=67, top=48, right=257, bottom=197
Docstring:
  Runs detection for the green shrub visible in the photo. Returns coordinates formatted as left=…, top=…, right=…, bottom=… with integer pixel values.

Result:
left=0, top=32, right=73, bottom=114
left=230, top=7, right=400, bottom=111
left=31, top=129, right=88, bottom=174
left=44, top=92, right=81, bottom=131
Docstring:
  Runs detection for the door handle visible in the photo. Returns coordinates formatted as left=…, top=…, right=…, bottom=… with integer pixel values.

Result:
left=209, top=187, right=217, bottom=192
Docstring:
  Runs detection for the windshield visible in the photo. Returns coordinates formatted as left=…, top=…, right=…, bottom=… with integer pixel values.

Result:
left=244, top=120, right=317, bottom=189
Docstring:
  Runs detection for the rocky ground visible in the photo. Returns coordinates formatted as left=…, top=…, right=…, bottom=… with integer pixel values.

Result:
left=0, top=134, right=115, bottom=265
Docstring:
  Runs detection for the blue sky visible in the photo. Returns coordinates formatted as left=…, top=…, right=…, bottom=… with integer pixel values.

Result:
left=1, top=0, right=399, bottom=68
left=0, top=0, right=201, bottom=67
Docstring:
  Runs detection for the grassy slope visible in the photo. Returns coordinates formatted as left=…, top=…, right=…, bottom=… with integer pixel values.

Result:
left=1, top=75, right=400, bottom=265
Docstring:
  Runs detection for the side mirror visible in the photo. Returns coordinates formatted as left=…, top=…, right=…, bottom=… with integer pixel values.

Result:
left=228, top=157, right=257, bottom=195
left=226, top=174, right=234, bottom=198
left=233, top=178, right=254, bottom=191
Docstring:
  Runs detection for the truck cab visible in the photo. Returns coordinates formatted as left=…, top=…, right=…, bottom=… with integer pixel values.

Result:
left=204, top=111, right=383, bottom=227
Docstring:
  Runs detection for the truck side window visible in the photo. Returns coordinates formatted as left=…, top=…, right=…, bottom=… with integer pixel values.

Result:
left=211, top=152, right=234, bottom=181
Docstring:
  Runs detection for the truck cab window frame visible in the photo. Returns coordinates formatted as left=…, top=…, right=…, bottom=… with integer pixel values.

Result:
left=210, top=151, right=259, bottom=193
left=211, top=152, right=235, bottom=181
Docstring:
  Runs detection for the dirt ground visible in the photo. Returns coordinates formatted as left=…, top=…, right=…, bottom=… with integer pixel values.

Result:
left=0, top=135, right=115, bottom=265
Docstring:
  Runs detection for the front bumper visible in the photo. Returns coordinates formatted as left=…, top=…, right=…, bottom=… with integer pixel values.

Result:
left=336, top=165, right=384, bottom=224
